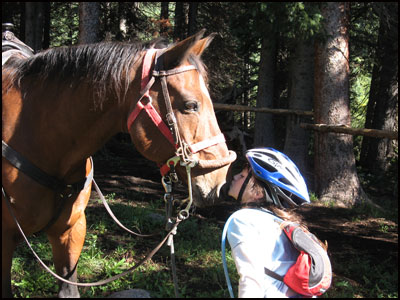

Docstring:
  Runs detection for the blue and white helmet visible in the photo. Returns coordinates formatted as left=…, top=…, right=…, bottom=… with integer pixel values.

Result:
left=246, top=148, right=310, bottom=207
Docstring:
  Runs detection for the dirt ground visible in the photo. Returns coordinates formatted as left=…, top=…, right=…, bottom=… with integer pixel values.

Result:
left=93, top=139, right=398, bottom=297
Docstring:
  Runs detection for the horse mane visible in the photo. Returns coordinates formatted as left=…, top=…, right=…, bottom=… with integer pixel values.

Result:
left=3, top=40, right=160, bottom=108
left=3, top=38, right=208, bottom=109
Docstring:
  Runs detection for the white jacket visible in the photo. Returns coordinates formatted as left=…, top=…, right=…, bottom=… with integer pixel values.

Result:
left=226, top=208, right=300, bottom=298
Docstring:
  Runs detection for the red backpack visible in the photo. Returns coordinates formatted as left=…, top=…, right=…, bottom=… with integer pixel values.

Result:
left=264, top=221, right=332, bottom=297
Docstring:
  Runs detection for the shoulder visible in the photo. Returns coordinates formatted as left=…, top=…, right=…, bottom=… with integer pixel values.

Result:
left=229, top=208, right=281, bottom=225
left=226, top=208, right=282, bottom=248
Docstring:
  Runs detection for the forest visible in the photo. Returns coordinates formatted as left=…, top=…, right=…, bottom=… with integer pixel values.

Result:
left=3, top=2, right=398, bottom=207
left=2, top=2, right=398, bottom=298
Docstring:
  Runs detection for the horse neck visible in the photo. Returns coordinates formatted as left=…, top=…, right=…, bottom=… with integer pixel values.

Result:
left=13, top=82, right=128, bottom=180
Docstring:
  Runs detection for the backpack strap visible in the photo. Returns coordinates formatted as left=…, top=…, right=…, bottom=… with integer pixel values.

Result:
left=263, top=215, right=288, bottom=282
left=264, top=267, right=284, bottom=282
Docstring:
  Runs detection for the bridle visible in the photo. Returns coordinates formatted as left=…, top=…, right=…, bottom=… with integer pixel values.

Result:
left=127, top=48, right=236, bottom=174
left=127, top=48, right=236, bottom=218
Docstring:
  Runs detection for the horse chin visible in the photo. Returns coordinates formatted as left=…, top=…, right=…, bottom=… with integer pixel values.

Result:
left=192, top=181, right=226, bottom=208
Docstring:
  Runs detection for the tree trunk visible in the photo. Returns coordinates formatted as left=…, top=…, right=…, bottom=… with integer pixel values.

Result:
left=19, top=2, right=26, bottom=43
left=174, top=2, right=187, bottom=41
left=117, top=2, right=128, bottom=41
left=78, top=2, right=101, bottom=44
left=161, top=2, right=169, bottom=19
left=364, top=2, right=398, bottom=176
left=359, top=62, right=379, bottom=167
left=188, top=3, right=198, bottom=36
left=284, top=39, right=314, bottom=177
left=25, top=2, right=44, bottom=52
left=314, top=2, right=367, bottom=206
left=42, top=2, right=50, bottom=49
left=240, top=53, right=251, bottom=131
left=160, top=2, right=170, bottom=36
left=253, top=31, right=276, bottom=147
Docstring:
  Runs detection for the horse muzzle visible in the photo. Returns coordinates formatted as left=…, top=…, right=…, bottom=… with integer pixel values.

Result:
left=190, top=150, right=237, bottom=208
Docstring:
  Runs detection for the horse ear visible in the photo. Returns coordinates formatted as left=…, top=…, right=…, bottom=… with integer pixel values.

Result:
left=190, top=33, right=217, bottom=57
left=162, top=29, right=206, bottom=69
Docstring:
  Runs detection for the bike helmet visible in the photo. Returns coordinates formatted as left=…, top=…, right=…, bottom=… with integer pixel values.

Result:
left=245, top=148, right=310, bottom=208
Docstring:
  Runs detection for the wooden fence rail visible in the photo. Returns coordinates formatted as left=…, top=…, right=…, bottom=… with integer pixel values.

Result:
left=213, top=103, right=314, bottom=117
left=213, top=103, right=398, bottom=140
left=300, top=123, right=398, bottom=140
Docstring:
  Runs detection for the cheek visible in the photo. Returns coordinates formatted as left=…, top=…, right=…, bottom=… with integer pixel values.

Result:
left=228, top=181, right=240, bottom=199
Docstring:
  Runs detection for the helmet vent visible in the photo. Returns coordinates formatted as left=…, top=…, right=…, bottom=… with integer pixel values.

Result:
left=285, top=167, right=297, bottom=179
left=278, top=177, right=292, bottom=186
left=254, top=158, right=277, bottom=173
left=266, top=152, right=280, bottom=161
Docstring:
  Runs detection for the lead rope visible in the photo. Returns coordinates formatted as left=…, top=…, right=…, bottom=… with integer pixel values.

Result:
left=93, top=179, right=158, bottom=237
left=168, top=231, right=180, bottom=298
left=161, top=159, right=180, bottom=298
left=161, top=150, right=198, bottom=298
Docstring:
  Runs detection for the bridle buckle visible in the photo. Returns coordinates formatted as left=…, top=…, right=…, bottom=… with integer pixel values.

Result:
left=166, top=112, right=177, bottom=127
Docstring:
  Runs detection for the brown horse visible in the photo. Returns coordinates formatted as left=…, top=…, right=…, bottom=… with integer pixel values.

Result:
left=2, top=30, right=236, bottom=297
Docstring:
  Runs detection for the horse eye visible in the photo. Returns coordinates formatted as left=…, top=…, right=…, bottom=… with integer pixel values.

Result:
left=185, top=101, right=200, bottom=112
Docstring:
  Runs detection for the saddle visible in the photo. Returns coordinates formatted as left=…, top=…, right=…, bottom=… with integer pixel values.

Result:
left=2, top=23, right=34, bottom=65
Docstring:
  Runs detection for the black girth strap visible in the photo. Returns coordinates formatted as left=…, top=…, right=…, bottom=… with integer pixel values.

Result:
left=2, top=140, right=92, bottom=194
left=2, top=140, right=65, bottom=190
left=2, top=140, right=94, bottom=232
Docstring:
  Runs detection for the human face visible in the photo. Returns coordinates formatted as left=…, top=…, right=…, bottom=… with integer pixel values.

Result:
left=228, top=168, right=250, bottom=200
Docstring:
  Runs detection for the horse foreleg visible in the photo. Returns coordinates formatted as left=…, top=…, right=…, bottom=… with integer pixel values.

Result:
left=46, top=180, right=91, bottom=298
left=47, top=211, right=87, bottom=298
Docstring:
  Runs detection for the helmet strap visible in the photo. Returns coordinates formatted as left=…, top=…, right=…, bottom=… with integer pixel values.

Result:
left=237, top=172, right=252, bottom=203
left=273, top=186, right=298, bottom=208
left=263, top=182, right=284, bottom=208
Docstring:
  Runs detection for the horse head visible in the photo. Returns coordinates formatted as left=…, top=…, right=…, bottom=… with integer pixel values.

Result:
left=127, top=30, right=236, bottom=207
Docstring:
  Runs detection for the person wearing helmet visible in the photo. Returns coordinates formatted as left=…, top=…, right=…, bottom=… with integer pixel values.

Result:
left=223, top=148, right=311, bottom=298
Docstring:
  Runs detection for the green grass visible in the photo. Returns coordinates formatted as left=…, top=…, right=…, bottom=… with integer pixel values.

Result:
left=325, top=254, right=398, bottom=298
left=10, top=190, right=397, bottom=298
left=318, top=200, right=398, bottom=299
